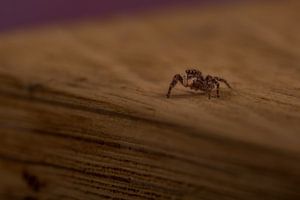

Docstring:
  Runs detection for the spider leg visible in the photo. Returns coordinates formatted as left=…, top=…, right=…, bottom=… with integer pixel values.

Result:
left=216, top=82, right=220, bottom=98
left=207, top=90, right=212, bottom=99
left=214, top=77, right=232, bottom=89
left=166, top=74, right=186, bottom=98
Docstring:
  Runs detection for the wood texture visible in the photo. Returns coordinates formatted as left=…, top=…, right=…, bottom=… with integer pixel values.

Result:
left=1, top=1, right=300, bottom=199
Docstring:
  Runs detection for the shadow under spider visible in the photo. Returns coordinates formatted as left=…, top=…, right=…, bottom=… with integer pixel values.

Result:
left=170, top=91, right=206, bottom=99
left=168, top=90, right=233, bottom=100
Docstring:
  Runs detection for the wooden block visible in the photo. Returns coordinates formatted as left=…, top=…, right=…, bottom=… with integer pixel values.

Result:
left=0, top=1, right=300, bottom=199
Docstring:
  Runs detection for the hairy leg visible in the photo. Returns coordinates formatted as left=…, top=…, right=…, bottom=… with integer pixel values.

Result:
left=216, top=82, right=220, bottom=97
left=207, top=90, right=212, bottom=99
left=214, top=77, right=232, bottom=89
left=166, top=74, right=184, bottom=98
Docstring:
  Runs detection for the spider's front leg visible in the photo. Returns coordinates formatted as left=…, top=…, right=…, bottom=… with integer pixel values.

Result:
left=166, top=74, right=187, bottom=98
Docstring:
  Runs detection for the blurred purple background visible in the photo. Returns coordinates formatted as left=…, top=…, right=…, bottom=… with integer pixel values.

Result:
left=0, top=0, right=231, bottom=32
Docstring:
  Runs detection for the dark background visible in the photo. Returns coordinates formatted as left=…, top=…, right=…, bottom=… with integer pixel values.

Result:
left=0, top=0, right=231, bottom=32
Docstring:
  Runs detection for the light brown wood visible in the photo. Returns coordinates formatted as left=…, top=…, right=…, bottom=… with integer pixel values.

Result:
left=0, top=1, right=300, bottom=199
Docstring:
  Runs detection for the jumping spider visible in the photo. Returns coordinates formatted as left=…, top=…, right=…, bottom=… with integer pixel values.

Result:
left=166, top=69, right=232, bottom=99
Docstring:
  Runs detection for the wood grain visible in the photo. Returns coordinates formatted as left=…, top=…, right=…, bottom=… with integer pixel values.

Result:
left=0, top=1, right=300, bottom=199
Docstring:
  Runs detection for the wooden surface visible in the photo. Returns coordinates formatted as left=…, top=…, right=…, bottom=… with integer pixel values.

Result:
left=1, top=1, right=300, bottom=199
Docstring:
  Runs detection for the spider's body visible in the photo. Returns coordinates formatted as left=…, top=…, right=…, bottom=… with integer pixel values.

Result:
left=166, top=69, right=231, bottom=99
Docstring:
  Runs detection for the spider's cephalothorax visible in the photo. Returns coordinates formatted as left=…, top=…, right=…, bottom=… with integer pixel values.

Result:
left=166, top=69, right=232, bottom=99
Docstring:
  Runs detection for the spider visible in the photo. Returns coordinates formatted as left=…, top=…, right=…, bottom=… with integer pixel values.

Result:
left=166, top=69, right=232, bottom=99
